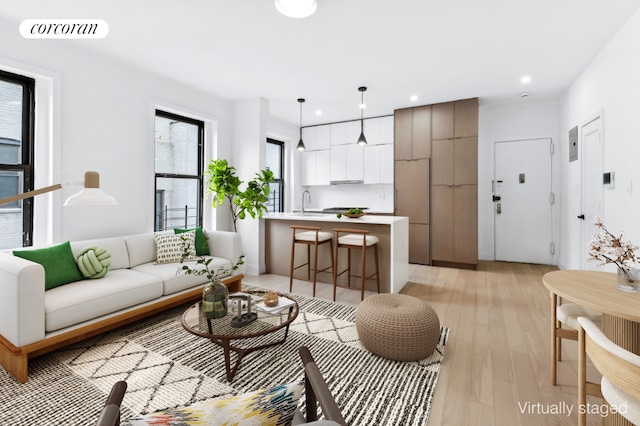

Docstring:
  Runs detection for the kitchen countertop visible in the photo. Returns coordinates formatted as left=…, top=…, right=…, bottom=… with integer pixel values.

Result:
left=264, top=212, right=406, bottom=225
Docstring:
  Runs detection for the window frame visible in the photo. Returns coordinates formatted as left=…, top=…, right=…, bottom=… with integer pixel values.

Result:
left=154, top=109, right=204, bottom=232
left=266, top=138, right=285, bottom=213
left=0, top=69, right=35, bottom=247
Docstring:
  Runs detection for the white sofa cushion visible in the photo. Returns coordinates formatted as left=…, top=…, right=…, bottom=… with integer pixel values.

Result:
left=70, top=237, right=130, bottom=270
left=132, top=256, right=232, bottom=295
left=124, top=233, right=163, bottom=268
left=44, top=269, right=163, bottom=332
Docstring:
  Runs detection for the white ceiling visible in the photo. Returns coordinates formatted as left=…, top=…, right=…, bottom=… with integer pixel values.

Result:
left=2, top=0, right=640, bottom=126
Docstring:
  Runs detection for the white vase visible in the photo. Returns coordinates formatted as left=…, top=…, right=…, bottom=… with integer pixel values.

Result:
left=616, top=268, right=640, bottom=293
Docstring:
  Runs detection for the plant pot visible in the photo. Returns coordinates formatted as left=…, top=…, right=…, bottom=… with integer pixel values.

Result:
left=202, top=279, right=229, bottom=319
left=616, top=268, right=640, bottom=293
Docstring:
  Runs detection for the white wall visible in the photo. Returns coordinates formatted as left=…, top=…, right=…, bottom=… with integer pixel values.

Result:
left=0, top=17, right=233, bottom=244
left=478, top=99, right=561, bottom=261
left=558, top=8, right=640, bottom=270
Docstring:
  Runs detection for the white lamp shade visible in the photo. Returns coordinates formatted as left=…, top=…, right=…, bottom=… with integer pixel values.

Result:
left=64, top=188, right=118, bottom=206
left=275, top=0, right=317, bottom=18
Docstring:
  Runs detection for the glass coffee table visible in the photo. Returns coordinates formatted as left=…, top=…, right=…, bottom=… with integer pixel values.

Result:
left=181, top=292, right=299, bottom=382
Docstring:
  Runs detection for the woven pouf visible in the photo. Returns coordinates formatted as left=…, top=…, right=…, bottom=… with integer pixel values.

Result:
left=356, top=293, right=440, bottom=361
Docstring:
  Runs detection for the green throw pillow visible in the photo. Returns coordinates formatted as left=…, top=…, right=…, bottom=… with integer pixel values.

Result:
left=174, top=227, right=210, bottom=256
left=14, top=241, right=84, bottom=290
left=76, top=246, right=111, bottom=279
left=128, top=381, right=303, bottom=426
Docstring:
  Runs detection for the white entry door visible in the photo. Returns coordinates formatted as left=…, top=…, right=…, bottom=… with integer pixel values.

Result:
left=494, top=138, right=553, bottom=264
left=580, top=115, right=604, bottom=270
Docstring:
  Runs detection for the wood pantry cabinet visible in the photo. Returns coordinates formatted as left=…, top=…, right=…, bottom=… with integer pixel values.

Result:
left=394, top=97, right=478, bottom=268
left=430, top=98, right=478, bottom=269
left=394, top=105, right=431, bottom=265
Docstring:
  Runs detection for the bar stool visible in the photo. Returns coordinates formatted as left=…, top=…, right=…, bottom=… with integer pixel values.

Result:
left=332, top=228, right=381, bottom=301
left=289, top=225, right=334, bottom=297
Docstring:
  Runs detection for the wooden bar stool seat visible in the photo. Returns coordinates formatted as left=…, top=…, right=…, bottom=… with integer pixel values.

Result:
left=332, top=228, right=381, bottom=301
left=290, top=225, right=334, bottom=297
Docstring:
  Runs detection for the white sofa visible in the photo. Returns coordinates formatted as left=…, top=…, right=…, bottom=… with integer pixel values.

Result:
left=0, top=230, right=243, bottom=383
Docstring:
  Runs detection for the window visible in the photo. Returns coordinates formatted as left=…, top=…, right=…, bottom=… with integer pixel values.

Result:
left=154, top=110, right=204, bottom=232
left=266, top=138, right=284, bottom=212
left=0, top=70, right=35, bottom=249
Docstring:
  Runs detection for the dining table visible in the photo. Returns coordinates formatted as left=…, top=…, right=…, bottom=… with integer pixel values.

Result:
left=543, top=269, right=640, bottom=426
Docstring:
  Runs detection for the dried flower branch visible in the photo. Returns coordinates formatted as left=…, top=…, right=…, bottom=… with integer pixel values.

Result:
left=586, top=216, right=638, bottom=278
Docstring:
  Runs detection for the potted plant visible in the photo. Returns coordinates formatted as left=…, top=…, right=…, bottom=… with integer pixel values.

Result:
left=206, top=159, right=275, bottom=232
left=586, top=216, right=640, bottom=292
left=179, top=233, right=245, bottom=318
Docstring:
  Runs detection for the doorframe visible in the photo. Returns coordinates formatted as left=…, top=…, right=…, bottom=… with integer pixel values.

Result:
left=492, top=137, right=554, bottom=263
left=579, top=109, right=605, bottom=269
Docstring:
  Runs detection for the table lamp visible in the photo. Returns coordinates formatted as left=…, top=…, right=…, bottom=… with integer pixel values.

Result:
left=0, top=171, right=117, bottom=206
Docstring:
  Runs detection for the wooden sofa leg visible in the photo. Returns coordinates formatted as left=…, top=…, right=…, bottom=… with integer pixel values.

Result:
left=0, top=343, right=28, bottom=383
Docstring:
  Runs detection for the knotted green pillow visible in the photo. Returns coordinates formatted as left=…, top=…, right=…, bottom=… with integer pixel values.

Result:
left=76, top=246, right=111, bottom=279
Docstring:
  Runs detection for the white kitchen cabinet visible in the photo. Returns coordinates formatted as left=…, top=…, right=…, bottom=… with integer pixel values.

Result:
left=300, top=150, right=330, bottom=186
left=315, top=150, right=331, bottom=185
left=330, top=144, right=347, bottom=181
left=330, top=122, right=348, bottom=145
left=331, top=144, right=364, bottom=182
left=347, top=121, right=361, bottom=145
left=346, top=144, right=364, bottom=181
left=380, top=144, right=393, bottom=183
left=316, top=125, right=331, bottom=150
left=363, top=144, right=394, bottom=184
left=380, top=116, right=394, bottom=144
left=364, top=118, right=381, bottom=145
left=301, top=127, right=317, bottom=151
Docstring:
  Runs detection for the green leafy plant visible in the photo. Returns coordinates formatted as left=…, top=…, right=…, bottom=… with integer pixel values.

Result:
left=206, top=159, right=275, bottom=232
left=179, top=234, right=245, bottom=282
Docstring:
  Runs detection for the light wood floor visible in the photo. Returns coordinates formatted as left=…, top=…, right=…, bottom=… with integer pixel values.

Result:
left=247, top=261, right=606, bottom=425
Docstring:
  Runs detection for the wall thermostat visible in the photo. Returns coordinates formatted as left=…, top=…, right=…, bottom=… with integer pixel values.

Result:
left=603, top=171, right=615, bottom=189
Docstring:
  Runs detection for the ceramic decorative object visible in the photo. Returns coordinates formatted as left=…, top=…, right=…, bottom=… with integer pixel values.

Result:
left=264, top=292, right=279, bottom=307
left=202, top=279, right=229, bottom=319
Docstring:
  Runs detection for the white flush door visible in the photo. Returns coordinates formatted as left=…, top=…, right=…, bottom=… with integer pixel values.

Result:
left=580, top=115, right=604, bottom=270
left=494, top=138, right=553, bottom=264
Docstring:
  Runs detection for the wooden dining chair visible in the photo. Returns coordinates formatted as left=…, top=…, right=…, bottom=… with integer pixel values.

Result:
left=577, top=316, right=640, bottom=426
left=550, top=291, right=601, bottom=385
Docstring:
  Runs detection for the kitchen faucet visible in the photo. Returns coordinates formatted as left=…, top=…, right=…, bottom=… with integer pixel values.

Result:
left=301, top=190, right=311, bottom=215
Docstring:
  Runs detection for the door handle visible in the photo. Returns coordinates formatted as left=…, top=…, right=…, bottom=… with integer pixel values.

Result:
left=577, top=214, right=585, bottom=220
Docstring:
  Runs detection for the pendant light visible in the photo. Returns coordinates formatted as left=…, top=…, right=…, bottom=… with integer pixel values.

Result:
left=296, top=98, right=306, bottom=151
left=275, top=0, right=317, bottom=18
left=357, top=86, right=368, bottom=145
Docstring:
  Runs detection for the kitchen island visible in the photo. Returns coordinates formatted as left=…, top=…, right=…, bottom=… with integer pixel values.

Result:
left=263, top=213, right=409, bottom=293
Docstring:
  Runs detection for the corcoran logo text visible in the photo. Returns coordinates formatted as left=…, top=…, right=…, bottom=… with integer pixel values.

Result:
left=20, top=19, right=109, bottom=39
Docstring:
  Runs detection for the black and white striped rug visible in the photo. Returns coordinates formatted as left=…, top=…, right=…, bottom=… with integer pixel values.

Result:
left=0, top=288, right=449, bottom=426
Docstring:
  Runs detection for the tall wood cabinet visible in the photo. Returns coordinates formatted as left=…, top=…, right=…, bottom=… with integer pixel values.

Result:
left=394, top=106, right=431, bottom=264
left=394, top=97, right=478, bottom=269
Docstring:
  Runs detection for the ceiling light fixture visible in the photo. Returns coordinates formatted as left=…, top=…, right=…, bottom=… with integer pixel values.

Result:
left=296, top=98, right=306, bottom=151
left=357, top=86, right=368, bottom=146
left=275, top=0, right=317, bottom=18
left=521, top=76, right=532, bottom=84
left=410, top=95, right=418, bottom=102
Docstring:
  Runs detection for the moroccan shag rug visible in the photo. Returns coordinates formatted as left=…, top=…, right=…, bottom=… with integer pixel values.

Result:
left=0, top=287, right=449, bottom=426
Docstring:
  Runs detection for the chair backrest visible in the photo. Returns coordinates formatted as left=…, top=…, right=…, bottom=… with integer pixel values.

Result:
left=298, top=346, right=347, bottom=425
left=577, top=316, right=640, bottom=425
left=96, top=381, right=127, bottom=426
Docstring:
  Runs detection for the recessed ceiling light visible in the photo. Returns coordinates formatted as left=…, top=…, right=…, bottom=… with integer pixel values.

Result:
left=315, top=110, right=322, bottom=116
left=410, top=95, right=418, bottom=102
left=275, top=0, right=317, bottom=18
left=359, top=103, right=366, bottom=109
left=521, top=76, right=532, bottom=84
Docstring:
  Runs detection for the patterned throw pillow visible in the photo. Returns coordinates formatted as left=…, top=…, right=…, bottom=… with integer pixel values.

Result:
left=154, top=230, right=196, bottom=264
left=128, top=381, right=304, bottom=426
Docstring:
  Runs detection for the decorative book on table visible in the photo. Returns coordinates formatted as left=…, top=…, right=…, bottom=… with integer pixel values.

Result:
left=255, top=298, right=295, bottom=314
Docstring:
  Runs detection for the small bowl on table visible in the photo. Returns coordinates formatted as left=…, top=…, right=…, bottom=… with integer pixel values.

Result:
left=343, top=213, right=365, bottom=218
